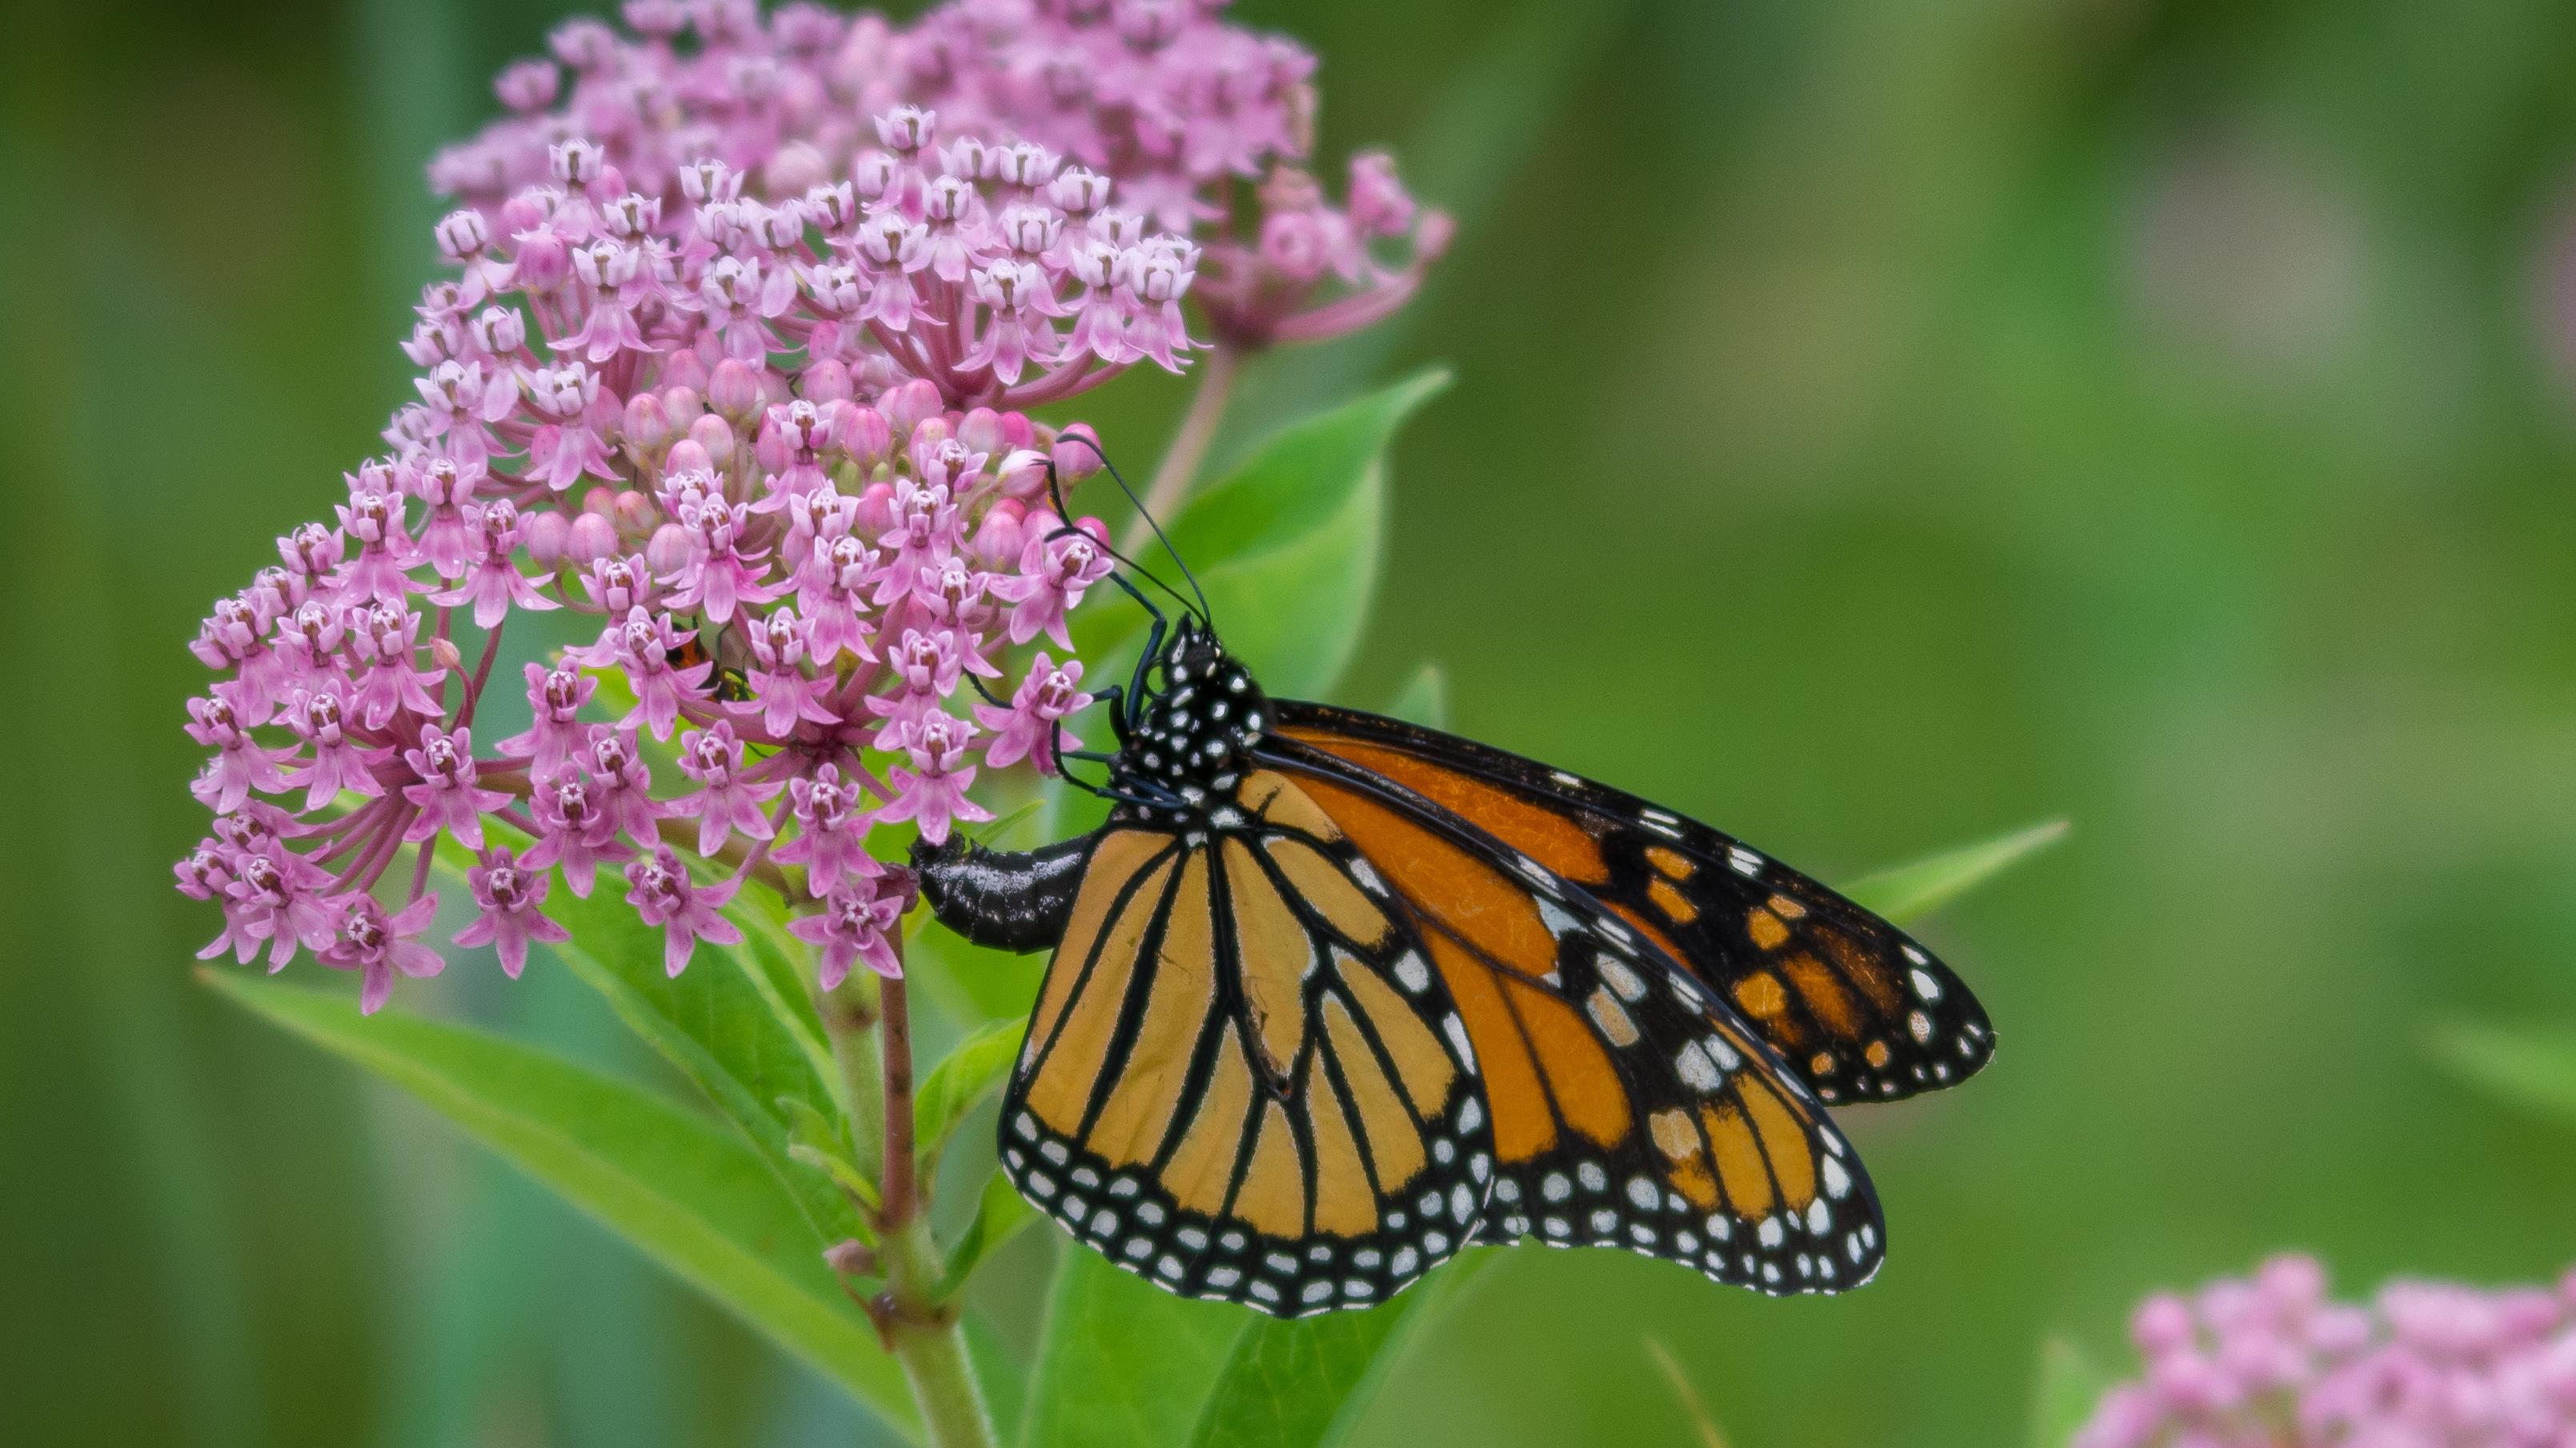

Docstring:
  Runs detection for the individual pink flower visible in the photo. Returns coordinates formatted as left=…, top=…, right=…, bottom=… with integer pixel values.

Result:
left=318, top=892, right=445, bottom=1014
left=184, top=693, right=290, bottom=814
left=568, top=606, right=711, bottom=740
left=497, top=662, right=596, bottom=776
left=875, top=713, right=990, bottom=846
left=523, top=768, right=635, bottom=898
left=787, top=878, right=904, bottom=990
left=433, top=500, right=557, bottom=627
left=452, top=847, right=571, bottom=978
left=672, top=722, right=781, bottom=856
left=401, top=724, right=511, bottom=851
left=977, top=654, right=1092, bottom=774
left=770, top=763, right=880, bottom=894
left=992, top=514, right=1115, bottom=648
left=281, top=686, right=389, bottom=811
left=623, top=846, right=743, bottom=977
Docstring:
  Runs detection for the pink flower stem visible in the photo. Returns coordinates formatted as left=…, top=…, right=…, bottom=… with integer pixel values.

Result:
left=1122, top=341, right=1236, bottom=554
left=453, top=618, right=507, bottom=730
left=407, top=836, right=435, bottom=902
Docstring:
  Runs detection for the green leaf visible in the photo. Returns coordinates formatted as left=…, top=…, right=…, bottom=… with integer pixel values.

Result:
left=1022, top=1247, right=1249, bottom=1448
left=1380, top=662, right=1450, bottom=730
left=1076, top=370, right=1451, bottom=702
left=915, top=1018, right=1028, bottom=1181
left=1841, top=819, right=2069, bottom=925
left=202, top=970, right=919, bottom=1439
left=2427, top=1022, right=2576, bottom=1125
left=1184, top=1250, right=1499, bottom=1448
left=936, top=1169, right=1040, bottom=1298
left=480, top=853, right=868, bottom=1246
left=2028, top=1336, right=2109, bottom=1448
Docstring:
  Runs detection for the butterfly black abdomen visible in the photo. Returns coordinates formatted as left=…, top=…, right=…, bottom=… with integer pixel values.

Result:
left=912, top=832, right=1099, bottom=953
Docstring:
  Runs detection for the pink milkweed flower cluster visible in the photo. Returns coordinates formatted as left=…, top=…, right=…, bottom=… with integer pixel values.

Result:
left=2075, top=1254, right=2576, bottom=1448
left=177, top=0, right=1442, bottom=1014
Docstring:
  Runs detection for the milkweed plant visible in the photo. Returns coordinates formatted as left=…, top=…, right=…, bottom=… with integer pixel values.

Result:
left=170, top=2, right=2389, bottom=1446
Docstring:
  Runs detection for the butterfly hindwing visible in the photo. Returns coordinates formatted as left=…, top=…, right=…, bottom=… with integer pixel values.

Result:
left=997, top=774, right=1492, bottom=1317
left=1272, top=701, right=1994, bottom=1105
left=1259, top=740, right=1888, bottom=1295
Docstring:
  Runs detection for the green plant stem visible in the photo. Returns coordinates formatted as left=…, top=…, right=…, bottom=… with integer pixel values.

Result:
left=1122, top=342, right=1237, bottom=554
left=823, top=937, right=997, bottom=1448
left=826, top=974, right=885, bottom=1178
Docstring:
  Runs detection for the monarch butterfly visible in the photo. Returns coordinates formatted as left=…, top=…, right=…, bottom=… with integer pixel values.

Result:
left=914, top=482, right=1993, bottom=1318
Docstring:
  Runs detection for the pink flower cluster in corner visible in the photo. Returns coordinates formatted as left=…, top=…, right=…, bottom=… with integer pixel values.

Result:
left=175, top=0, right=1444, bottom=1014
left=2075, top=1254, right=2576, bottom=1448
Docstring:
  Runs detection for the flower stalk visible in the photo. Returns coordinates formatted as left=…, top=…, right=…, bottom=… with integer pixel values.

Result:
left=1126, top=342, right=1239, bottom=555
left=819, top=921, right=996, bottom=1448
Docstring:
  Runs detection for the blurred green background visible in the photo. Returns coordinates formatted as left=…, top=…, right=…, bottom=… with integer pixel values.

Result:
left=13, top=0, right=2576, bottom=1444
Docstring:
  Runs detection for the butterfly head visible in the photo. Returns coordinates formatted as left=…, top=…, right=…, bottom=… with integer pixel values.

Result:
left=1117, top=617, right=1270, bottom=799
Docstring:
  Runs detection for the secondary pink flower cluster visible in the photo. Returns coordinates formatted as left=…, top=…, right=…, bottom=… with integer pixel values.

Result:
left=2075, top=1255, right=2576, bottom=1448
left=428, top=0, right=1448, bottom=399
left=175, top=0, right=1443, bottom=1014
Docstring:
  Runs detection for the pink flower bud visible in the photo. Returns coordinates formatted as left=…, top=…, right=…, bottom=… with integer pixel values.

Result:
left=661, top=349, right=708, bottom=395
left=836, top=404, right=891, bottom=466
left=687, top=413, right=736, bottom=470
left=582, top=486, right=616, bottom=518
left=523, top=507, right=571, bottom=566
left=510, top=229, right=570, bottom=290
left=708, top=358, right=764, bottom=424
left=959, top=407, right=1005, bottom=457
left=971, top=498, right=1025, bottom=562
left=882, top=378, right=941, bottom=438
left=663, top=438, right=714, bottom=478
left=623, top=391, right=673, bottom=458
left=2132, top=1294, right=2197, bottom=1358
left=1053, top=423, right=1104, bottom=482
left=645, top=522, right=691, bottom=575
left=765, top=140, right=830, bottom=197
left=856, top=481, right=895, bottom=533
left=755, top=420, right=793, bottom=475
left=614, top=490, right=658, bottom=535
left=662, top=385, right=705, bottom=432
left=996, top=448, right=1050, bottom=501
left=565, top=510, right=618, bottom=565
left=803, top=358, right=852, bottom=404
left=495, top=58, right=558, bottom=112
left=430, top=635, right=466, bottom=674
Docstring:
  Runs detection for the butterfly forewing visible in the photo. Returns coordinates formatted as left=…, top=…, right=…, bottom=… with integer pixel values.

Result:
left=1272, top=701, right=1994, bottom=1105
left=1259, top=740, right=1888, bottom=1295
left=998, top=770, right=1493, bottom=1316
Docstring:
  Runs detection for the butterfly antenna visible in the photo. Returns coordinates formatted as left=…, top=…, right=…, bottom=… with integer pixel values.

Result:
left=1053, top=434, right=1213, bottom=626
